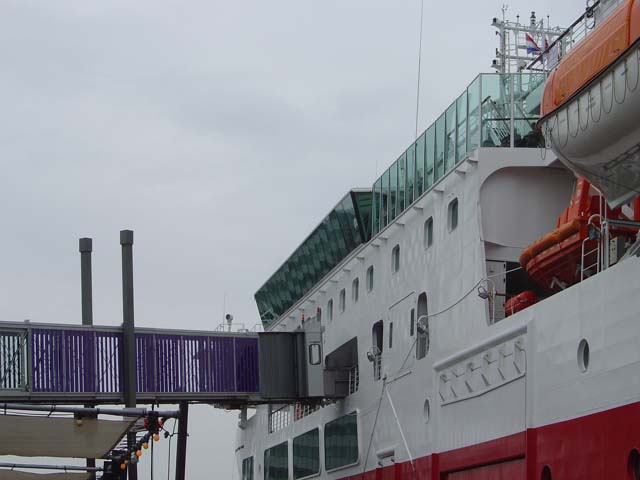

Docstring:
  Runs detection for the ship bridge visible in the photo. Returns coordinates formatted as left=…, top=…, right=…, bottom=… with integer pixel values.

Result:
left=0, top=320, right=345, bottom=406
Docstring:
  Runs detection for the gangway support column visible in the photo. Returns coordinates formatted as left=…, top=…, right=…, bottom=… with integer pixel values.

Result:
left=175, top=401, right=189, bottom=480
left=79, top=237, right=96, bottom=480
left=120, top=230, right=137, bottom=480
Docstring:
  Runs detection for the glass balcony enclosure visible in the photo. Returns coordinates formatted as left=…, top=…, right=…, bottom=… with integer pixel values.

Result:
left=371, top=72, right=545, bottom=236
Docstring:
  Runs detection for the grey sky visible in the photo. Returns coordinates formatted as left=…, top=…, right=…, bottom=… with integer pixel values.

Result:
left=1, top=0, right=585, bottom=477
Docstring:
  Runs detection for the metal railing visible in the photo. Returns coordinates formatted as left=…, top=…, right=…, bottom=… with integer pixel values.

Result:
left=268, top=404, right=290, bottom=433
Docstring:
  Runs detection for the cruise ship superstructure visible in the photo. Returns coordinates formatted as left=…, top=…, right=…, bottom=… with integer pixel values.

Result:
left=237, top=1, right=640, bottom=479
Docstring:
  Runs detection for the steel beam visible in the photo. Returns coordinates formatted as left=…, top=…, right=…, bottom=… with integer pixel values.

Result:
left=175, top=401, right=189, bottom=480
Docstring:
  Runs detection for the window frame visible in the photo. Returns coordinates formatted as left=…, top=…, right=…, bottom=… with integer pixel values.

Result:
left=324, top=412, right=360, bottom=473
left=448, top=198, right=459, bottom=232
left=293, top=428, right=321, bottom=480
left=391, top=244, right=400, bottom=273
left=242, top=456, right=254, bottom=480
left=264, top=441, right=289, bottom=480
left=352, top=278, right=359, bottom=303
left=366, top=266, right=374, bottom=292
left=424, top=216, right=434, bottom=249
left=339, top=289, right=346, bottom=313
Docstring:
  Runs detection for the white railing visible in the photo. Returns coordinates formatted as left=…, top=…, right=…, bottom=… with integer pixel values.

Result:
left=268, top=404, right=290, bottom=433
left=349, top=365, right=359, bottom=394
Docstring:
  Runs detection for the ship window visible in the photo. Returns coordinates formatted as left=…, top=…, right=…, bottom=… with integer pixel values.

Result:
left=410, top=308, right=415, bottom=336
left=308, top=344, right=321, bottom=366
left=325, top=412, right=359, bottom=471
left=389, top=322, right=393, bottom=349
left=316, top=307, right=322, bottom=324
left=366, top=266, right=374, bottom=292
left=448, top=198, right=459, bottom=232
left=242, top=456, right=254, bottom=480
left=293, top=428, right=320, bottom=479
left=352, top=278, right=359, bottom=303
left=416, top=131, right=426, bottom=196
left=392, top=245, right=400, bottom=273
left=416, top=293, right=429, bottom=359
left=339, top=289, right=346, bottom=313
left=424, top=217, right=434, bottom=248
left=264, top=442, right=288, bottom=480
left=406, top=144, right=416, bottom=206
left=327, top=299, right=333, bottom=322
left=372, top=320, right=383, bottom=381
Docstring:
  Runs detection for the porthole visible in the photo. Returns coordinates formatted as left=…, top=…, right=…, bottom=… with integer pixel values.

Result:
left=577, top=339, right=590, bottom=373
left=628, top=449, right=640, bottom=480
left=423, top=398, right=431, bottom=423
left=541, top=465, right=552, bottom=480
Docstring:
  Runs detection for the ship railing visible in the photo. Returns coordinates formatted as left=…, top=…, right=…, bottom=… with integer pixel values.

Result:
left=348, top=364, right=359, bottom=394
left=581, top=214, right=603, bottom=281
left=373, top=354, right=382, bottom=382
left=527, top=0, right=600, bottom=72
left=268, top=404, right=291, bottom=433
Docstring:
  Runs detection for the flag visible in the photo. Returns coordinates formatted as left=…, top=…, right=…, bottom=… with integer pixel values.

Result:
left=526, top=33, right=541, bottom=54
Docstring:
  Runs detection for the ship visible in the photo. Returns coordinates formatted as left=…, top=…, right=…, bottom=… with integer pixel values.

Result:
left=236, top=1, right=640, bottom=478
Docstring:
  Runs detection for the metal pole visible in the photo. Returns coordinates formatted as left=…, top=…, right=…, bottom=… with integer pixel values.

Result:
left=0, top=462, right=103, bottom=472
left=0, top=403, right=179, bottom=418
left=175, top=401, right=189, bottom=480
left=79, top=237, right=96, bottom=480
left=79, top=238, right=94, bottom=327
left=120, top=230, right=137, bottom=480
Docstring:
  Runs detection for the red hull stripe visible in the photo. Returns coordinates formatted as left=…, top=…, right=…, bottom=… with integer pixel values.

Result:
left=339, top=401, right=640, bottom=479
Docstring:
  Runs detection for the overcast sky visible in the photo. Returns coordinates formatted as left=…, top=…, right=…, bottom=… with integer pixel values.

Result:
left=0, top=0, right=585, bottom=478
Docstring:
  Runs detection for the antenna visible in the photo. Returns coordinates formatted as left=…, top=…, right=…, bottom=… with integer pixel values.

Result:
left=414, top=0, right=425, bottom=140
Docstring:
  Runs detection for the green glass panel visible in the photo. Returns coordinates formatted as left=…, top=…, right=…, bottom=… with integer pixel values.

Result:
left=456, top=90, right=468, bottom=162
left=397, top=153, right=406, bottom=214
left=513, top=73, right=545, bottom=148
left=425, top=125, right=435, bottom=189
left=264, top=442, right=288, bottom=480
left=381, top=169, right=389, bottom=228
left=325, top=412, right=358, bottom=471
left=467, top=76, right=481, bottom=153
left=435, top=114, right=445, bottom=180
left=406, top=145, right=415, bottom=206
left=255, top=191, right=371, bottom=327
left=415, top=133, right=426, bottom=196
left=481, top=73, right=511, bottom=147
left=389, top=163, right=398, bottom=222
left=372, top=179, right=381, bottom=235
left=444, top=102, right=456, bottom=172
left=294, top=429, right=320, bottom=479
left=242, top=457, right=254, bottom=480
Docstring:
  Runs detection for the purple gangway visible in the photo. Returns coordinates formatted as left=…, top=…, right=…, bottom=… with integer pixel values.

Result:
left=0, top=322, right=260, bottom=404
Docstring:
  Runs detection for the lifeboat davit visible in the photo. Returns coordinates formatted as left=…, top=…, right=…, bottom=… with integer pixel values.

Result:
left=539, top=0, right=640, bottom=208
left=520, top=178, right=632, bottom=292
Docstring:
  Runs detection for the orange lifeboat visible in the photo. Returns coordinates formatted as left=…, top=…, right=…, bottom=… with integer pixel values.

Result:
left=520, top=178, right=631, bottom=293
left=505, top=291, right=539, bottom=317
left=539, top=0, right=640, bottom=208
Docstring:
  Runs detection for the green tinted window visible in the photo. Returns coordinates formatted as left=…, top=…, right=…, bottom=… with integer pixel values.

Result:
left=425, top=126, right=435, bottom=189
left=325, top=412, right=358, bottom=471
left=372, top=179, right=380, bottom=235
left=467, top=76, right=481, bottom=152
left=255, top=191, right=370, bottom=329
left=388, top=163, right=398, bottom=222
left=406, top=145, right=415, bottom=206
left=381, top=170, right=389, bottom=228
left=397, top=153, right=406, bottom=214
left=481, top=74, right=511, bottom=147
left=444, top=102, right=456, bottom=172
left=456, top=91, right=467, bottom=162
left=264, top=442, right=288, bottom=480
left=434, top=114, right=445, bottom=181
left=415, top=133, right=426, bottom=197
left=513, top=73, right=545, bottom=147
left=293, top=429, right=320, bottom=479
left=242, top=457, right=254, bottom=480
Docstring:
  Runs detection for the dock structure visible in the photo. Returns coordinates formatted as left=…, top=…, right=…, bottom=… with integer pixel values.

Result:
left=0, top=322, right=261, bottom=405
